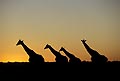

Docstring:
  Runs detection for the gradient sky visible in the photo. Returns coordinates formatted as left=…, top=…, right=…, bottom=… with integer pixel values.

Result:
left=0, top=0, right=120, bottom=62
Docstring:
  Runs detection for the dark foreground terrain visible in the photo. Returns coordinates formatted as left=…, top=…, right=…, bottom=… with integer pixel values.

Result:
left=0, top=61, right=120, bottom=80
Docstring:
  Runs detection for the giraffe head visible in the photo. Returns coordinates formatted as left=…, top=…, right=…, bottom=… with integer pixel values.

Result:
left=81, top=39, right=87, bottom=43
left=59, top=47, right=64, bottom=52
left=44, top=44, right=50, bottom=49
left=16, top=39, right=24, bottom=46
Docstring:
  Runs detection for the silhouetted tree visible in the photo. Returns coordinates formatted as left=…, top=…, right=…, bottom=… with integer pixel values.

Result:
left=81, top=39, right=108, bottom=63
left=59, top=47, right=81, bottom=64
left=16, top=39, right=45, bottom=64
left=44, top=44, right=68, bottom=63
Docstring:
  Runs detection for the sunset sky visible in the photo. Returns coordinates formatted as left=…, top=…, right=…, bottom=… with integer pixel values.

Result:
left=0, top=0, right=120, bottom=62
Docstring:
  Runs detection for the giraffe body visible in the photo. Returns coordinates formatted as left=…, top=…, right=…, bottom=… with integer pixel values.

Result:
left=16, top=40, right=45, bottom=63
left=44, top=44, right=68, bottom=63
left=59, top=47, right=81, bottom=63
left=81, top=39, right=108, bottom=63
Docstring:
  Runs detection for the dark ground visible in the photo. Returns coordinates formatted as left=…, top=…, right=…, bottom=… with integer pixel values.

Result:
left=0, top=61, right=120, bottom=80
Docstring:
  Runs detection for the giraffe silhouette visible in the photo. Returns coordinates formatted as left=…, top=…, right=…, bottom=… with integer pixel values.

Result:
left=59, top=47, right=81, bottom=64
left=81, top=39, right=108, bottom=63
left=16, top=39, right=45, bottom=64
left=44, top=44, right=68, bottom=63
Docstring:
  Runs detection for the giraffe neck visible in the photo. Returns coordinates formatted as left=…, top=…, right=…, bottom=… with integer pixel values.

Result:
left=20, top=42, right=34, bottom=56
left=48, top=46, right=60, bottom=57
left=82, top=42, right=96, bottom=56
left=62, top=48, right=73, bottom=58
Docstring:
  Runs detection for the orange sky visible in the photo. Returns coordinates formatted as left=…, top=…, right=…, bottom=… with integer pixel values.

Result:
left=0, top=0, right=120, bottom=62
